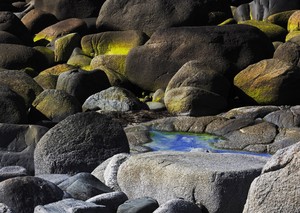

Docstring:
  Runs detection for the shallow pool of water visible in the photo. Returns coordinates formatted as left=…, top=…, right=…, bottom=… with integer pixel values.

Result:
left=144, top=130, right=271, bottom=157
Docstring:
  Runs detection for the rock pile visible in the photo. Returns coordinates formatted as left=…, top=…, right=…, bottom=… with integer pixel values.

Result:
left=0, top=0, right=299, bottom=212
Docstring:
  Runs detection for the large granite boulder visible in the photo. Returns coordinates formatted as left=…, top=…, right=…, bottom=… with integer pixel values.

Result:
left=0, top=123, right=48, bottom=175
left=164, top=60, right=230, bottom=116
left=0, top=176, right=63, bottom=213
left=33, top=0, right=105, bottom=20
left=243, top=141, right=300, bottom=213
left=125, top=25, right=274, bottom=91
left=273, top=41, right=300, bottom=66
left=34, top=112, right=130, bottom=175
left=118, top=151, right=267, bottom=213
left=234, top=58, right=300, bottom=105
left=96, top=0, right=232, bottom=36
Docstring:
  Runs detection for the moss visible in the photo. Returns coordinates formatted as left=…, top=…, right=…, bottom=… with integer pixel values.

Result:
left=239, top=20, right=287, bottom=41
left=287, top=11, right=300, bottom=32
left=243, top=85, right=277, bottom=104
left=39, top=64, right=75, bottom=76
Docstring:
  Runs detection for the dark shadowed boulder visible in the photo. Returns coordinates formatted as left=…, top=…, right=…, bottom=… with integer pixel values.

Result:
left=0, top=31, right=22, bottom=44
left=0, top=123, right=48, bottom=175
left=34, top=112, right=129, bottom=175
left=0, top=85, right=27, bottom=124
left=96, top=0, right=232, bottom=35
left=117, top=197, right=159, bottom=213
left=56, top=69, right=110, bottom=104
left=0, top=176, right=64, bottom=213
left=34, top=0, right=105, bottom=20
left=125, top=25, right=274, bottom=91
left=0, top=70, right=43, bottom=107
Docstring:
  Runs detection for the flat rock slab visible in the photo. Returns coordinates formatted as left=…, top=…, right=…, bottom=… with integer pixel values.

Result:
left=118, top=151, right=267, bottom=213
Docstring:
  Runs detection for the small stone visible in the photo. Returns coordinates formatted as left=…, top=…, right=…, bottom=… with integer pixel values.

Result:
left=117, top=197, right=159, bottom=213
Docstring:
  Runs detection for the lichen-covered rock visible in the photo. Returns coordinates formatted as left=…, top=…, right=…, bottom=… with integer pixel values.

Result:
left=0, top=176, right=64, bottom=213
left=267, top=10, right=297, bottom=28
left=56, top=69, right=110, bottom=104
left=34, top=112, right=129, bottom=175
left=54, top=33, right=81, bottom=63
left=31, top=89, right=81, bottom=122
left=82, top=87, right=148, bottom=112
left=243, top=142, right=300, bottom=213
left=118, top=151, right=267, bottom=213
left=165, top=60, right=230, bottom=116
left=239, top=20, right=287, bottom=41
left=81, top=30, right=148, bottom=57
left=273, top=41, right=300, bottom=66
left=96, top=0, right=232, bottom=36
left=125, top=25, right=274, bottom=91
left=287, top=10, right=300, bottom=32
left=234, top=58, right=300, bottom=105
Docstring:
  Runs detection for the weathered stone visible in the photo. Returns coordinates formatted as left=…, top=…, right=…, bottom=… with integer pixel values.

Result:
left=0, top=176, right=64, bottom=213
left=263, top=106, right=300, bottom=128
left=118, top=151, right=267, bottom=213
left=54, top=33, right=81, bottom=63
left=82, top=87, right=148, bottom=112
left=270, top=127, right=300, bottom=154
left=0, top=31, right=22, bottom=44
left=34, top=112, right=129, bottom=175
left=0, top=166, right=27, bottom=182
left=288, top=10, right=300, bottom=32
left=234, top=59, right=300, bottom=105
left=267, top=10, right=297, bottom=28
left=243, top=142, right=300, bottom=213
left=117, top=197, right=159, bottom=213
left=273, top=41, right=300, bottom=67
left=153, top=199, right=203, bottom=213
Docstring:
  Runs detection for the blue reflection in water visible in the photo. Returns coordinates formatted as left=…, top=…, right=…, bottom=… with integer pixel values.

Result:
left=145, top=130, right=271, bottom=157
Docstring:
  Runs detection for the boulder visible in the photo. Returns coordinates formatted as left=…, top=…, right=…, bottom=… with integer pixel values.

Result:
left=96, top=0, right=232, bottom=36
left=288, top=10, right=300, bottom=32
left=0, top=11, right=32, bottom=45
left=34, top=18, right=87, bottom=43
left=118, top=151, right=267, bottom=213
left=234, top=58, right=300, bottom=105
left=267, top=10, right=297, bottom=28
left=243, top=141, right=300, bottom=213
left=117, top=197, right=159, bottom=213
left=273, top=41, right=300, bottom=66
left=0, top=85, right=27, bottom=124
left=54, top=33, right=81, bottom=63
left=21, top=9, right=58, bottom=35
left=270, top=127, right=300, bottom=154
left=125, top=25, right=274, bottom=91
left=34, top=112, right=129, bottom=175
left=31, top=89, right=81, bottom=122
left=0, top=70, right=43, bottom=107
left=263, top=106, right=300, bottom=128
left=164, top=60, right=230, bottom=116
left=82, top=87, right=148, bottom=112
left=33, top=0, right=105, bottom=20
left=0, top=176, right=64, bottom=213
left=250, top=0, right=300, bottom=20
left=56, top=69, right=110, bottom=104
left=233, top=4, right=251, bottom=22
left=0, top=44, right=48, bottom=71
left=238, top=20, right=287, bottom=41
left=34, top=199, right=109, bottom=213
left=36, top=174, right=70, bottom=186
left=153, top=199, right=203, bottom=213
left=0, top=31, right=22, bottom=44
left=0, top=166, right=28, bottom=182
left=57, top=173, right=113, bottom=200
left=0, top=203, right=13, bottom=213
left=0, top=123, right=48, bottom=175
left=67, top=48, right=92, bottom=70
left=81, top=30, right=148, bottom=57
left=87, top=191, right=128, bottom=212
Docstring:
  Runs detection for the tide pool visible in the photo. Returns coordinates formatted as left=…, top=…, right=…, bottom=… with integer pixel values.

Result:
left=145, top=130, right=271, bottom=157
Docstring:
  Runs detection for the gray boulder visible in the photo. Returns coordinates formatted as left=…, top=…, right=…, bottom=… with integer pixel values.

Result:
left=34, top=198, right=109, bottom=213
left=56, top=69, right=110, bottom=104
left=83, top=87, right=148, bottom=112
left=0, top=203, right=14, bottom=213
left=86, top=191, right=128, bottom=212
left=0, top=123, right=48, bottom=175
left=0, top=176, right=64, bottom=213
left=273, top=41, right=300, bottom=67
left=243, top=141, right=300, bottom=213
left=0, top=166, right=27, bottom=182
left=96, top=0, right=232, bottom=36
left=117, top=197, right=159, bottom=213
left=57, top=173, right=113, bottom=201
left=34, top=112, right=129, bottom=175
left=125, top=25, right=274, bottom=91
left=153, top=199, right=203, bottom=213
left=118, top=151, right=267, bottom=213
